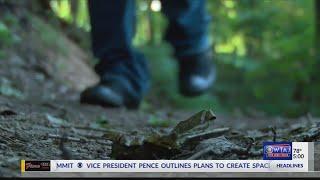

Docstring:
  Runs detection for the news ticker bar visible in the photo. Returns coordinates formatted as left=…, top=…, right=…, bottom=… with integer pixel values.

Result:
left=21, top=142, right=316, bottom=173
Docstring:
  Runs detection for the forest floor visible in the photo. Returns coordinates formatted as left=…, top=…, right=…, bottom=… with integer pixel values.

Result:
left=0, top=7, right=320, bottom=177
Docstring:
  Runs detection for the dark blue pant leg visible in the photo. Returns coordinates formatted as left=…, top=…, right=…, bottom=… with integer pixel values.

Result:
left=88, top=0, right=135, bottom=63
left=88, top=0, right=150, bottom=100
left=161, top=0, right=211, bottom=58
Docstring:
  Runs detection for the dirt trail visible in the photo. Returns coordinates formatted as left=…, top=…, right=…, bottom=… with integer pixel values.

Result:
left=0, top=11, right=319, bottom=177
left=1, top=40, right=319, bottom=176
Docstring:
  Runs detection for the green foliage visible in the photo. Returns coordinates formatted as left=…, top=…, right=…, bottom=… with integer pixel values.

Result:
left=50, top=0, right=90, bottom=31
left=147, top=115, right=173, bottom=128
left=0, top=78, right=25, bottom=100
left=0, top=51, right=4, bottom=59
left=0, top=13, right=21, bottom=50
left=205, top=0, right=318, bottom=117
left=0, top=22, right=10, bottom=40
left=30, top=16, right=67, bottom=55
left=92, top=115, right=110, bottom=129
left=0, top=21, right=13, bottom=47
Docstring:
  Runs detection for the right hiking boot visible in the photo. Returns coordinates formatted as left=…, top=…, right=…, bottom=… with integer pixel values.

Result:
left=177, top=50, right=216, bottom=97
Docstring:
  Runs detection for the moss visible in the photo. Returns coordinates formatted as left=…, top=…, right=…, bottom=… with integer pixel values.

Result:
left=0, top=22, right=14, bottom=47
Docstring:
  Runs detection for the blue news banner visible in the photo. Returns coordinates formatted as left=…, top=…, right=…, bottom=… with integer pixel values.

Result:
left=21, top=142, right=315, bottom=172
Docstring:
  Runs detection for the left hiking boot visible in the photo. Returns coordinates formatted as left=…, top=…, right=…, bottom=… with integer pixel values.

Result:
left=80, top=51, right=150, bottom=109
left=80, top=75, right=143, bottom=109
left=177, top=50, right=216, bottom=97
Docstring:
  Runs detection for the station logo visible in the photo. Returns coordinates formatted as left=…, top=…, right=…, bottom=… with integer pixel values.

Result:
left=21, top=160, right=51, bottom=172
left=263, top=142, right=292, bottom=160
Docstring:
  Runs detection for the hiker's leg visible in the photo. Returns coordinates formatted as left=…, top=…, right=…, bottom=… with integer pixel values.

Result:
left=82, top=0, right=150, bottom=108
left=88, top=0, right=135, bottom=71
left=161, top=0, right=215, bottom=96
left=161, top=0, right=211, bottom=58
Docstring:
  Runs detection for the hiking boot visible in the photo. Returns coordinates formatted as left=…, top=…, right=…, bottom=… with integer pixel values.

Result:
left=178, top=50, right=216, bottom=97
left=80, top=52, right=150, bottom=109
left=80, top=75, right=142, bottom=109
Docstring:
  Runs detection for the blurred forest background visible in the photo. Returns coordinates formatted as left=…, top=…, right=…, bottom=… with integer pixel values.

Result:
left=1, top=0, right=320, bottom=117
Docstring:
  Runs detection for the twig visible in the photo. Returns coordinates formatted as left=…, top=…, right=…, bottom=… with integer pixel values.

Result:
left=185, top=127, right=230, bottom=142
left=271, top=126, right=277, bottom=142
left=0, top=126, right=15, bottom=133
left=48, top=134, right=81, bottom=142
left=60, top=124, right=115, bottom=133
left=306, top=113, right=314, bottom=127
left=48, top=133, right=112, bottom=146
left=187, top=147, right=212, bottom=160
left=59, top=133, right=73, bottom=160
